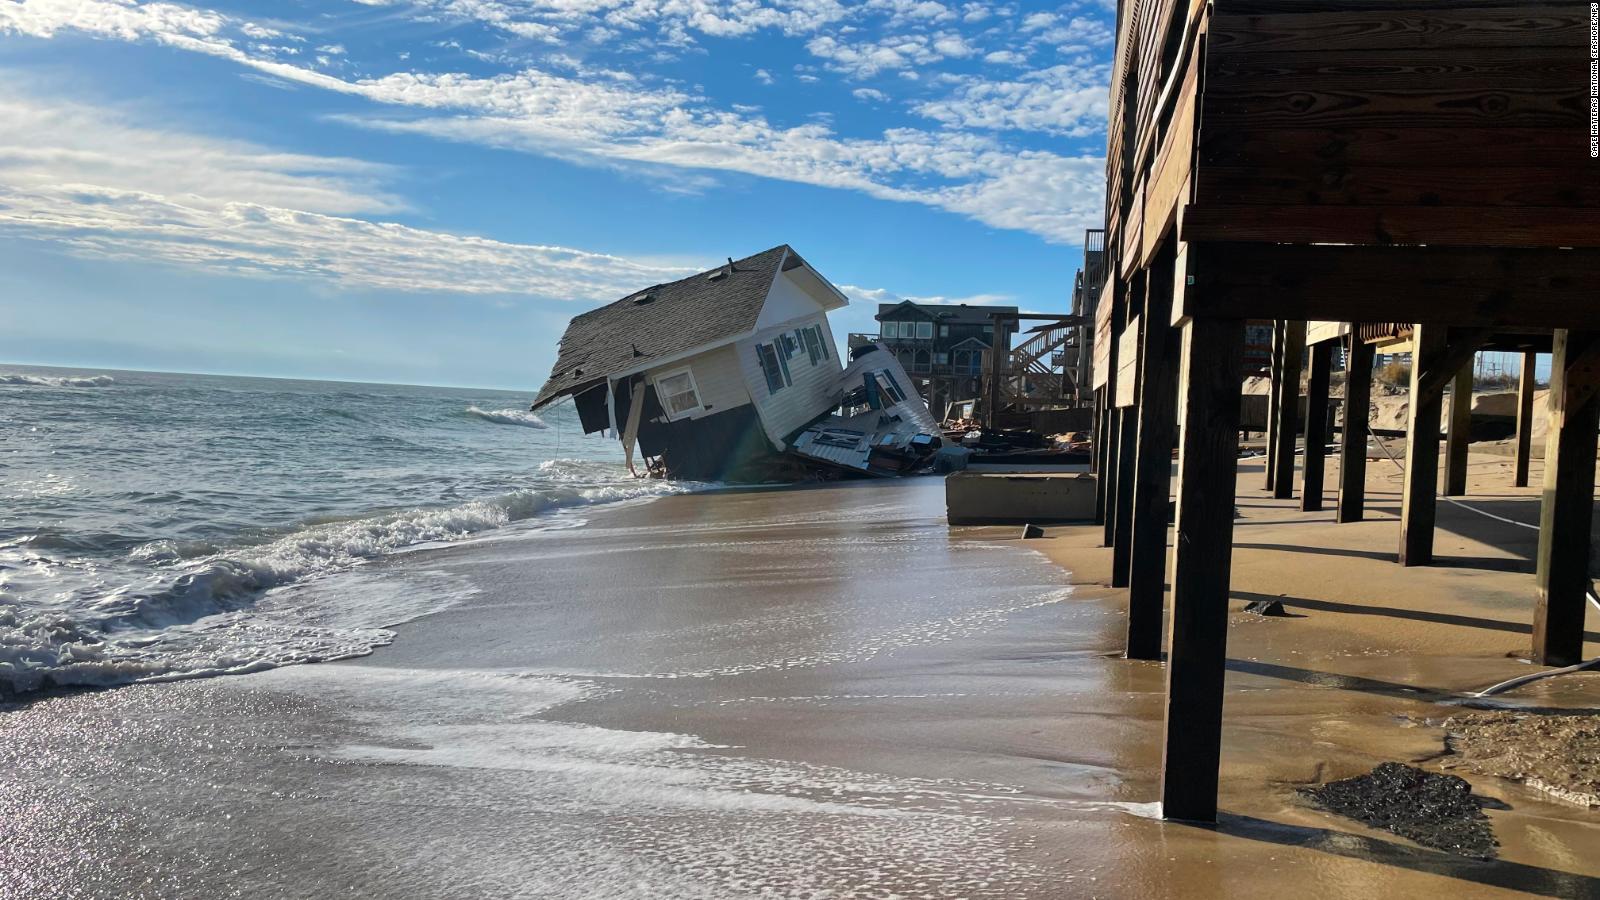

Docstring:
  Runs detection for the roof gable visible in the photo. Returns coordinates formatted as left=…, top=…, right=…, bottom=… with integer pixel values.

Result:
left=532, top=246, right=790, bottom=409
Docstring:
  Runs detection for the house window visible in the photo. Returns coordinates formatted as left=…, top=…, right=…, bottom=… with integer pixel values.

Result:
left=939, top=325, right=949, bottom=338
left=811, top=325, right=829, bottom=361
left=757, top=343, right=787, bottom=394
left=914, top=321, right=933, bottom=340
left=654, top=367, right=704, bottom=419
left=802, top=326, right=824, bottom=365
left=934, top=351, right=949, bottom=366
left=913, top=349, right=930, bottom=373
left=881, top=321, right=900, bottom=340
left=876, top=372, right=906, bottom=404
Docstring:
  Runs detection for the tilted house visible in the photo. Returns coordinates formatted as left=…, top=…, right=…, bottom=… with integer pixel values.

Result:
left=531, top=245, right=850, bottom=481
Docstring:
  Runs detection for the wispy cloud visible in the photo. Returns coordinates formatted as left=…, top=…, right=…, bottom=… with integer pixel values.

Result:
left=0, top=92, right=695, bottom=296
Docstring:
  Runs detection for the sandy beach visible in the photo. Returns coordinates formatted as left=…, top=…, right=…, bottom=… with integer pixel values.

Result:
left=2, top=458, right=1597, bottom=899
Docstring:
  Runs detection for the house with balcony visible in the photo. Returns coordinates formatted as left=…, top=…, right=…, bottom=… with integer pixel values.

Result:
left=848, top=302, right=1018, bottom=420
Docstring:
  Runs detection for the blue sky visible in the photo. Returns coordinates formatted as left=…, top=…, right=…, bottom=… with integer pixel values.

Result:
left=0, top=0, right=1112, bottom=389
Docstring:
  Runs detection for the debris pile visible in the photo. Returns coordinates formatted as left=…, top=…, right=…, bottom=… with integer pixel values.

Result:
left=1441, top=712, right=1600, bottom=808
left=1299, top=762, right=1498, bottom=859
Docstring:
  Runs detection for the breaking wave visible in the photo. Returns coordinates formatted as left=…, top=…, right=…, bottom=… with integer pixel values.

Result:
left=466, top=405, right=547, bottom=428
left=0, top=475, right=697, bottom=695
left=0, top=373, right=114, bottom=387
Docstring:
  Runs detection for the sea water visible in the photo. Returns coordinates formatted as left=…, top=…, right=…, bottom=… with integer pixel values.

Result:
left=0, top=364, right=693, bottom=693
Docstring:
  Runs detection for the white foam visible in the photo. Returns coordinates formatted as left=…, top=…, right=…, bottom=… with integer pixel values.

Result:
left=465, top=405, right=546, bottom=428
left=0, top=372, right=114, bottom=387
left=0, top=476, right=699, bottom=694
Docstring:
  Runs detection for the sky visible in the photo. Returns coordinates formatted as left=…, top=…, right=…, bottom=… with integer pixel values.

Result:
left=0, top=0, right=1113, bottom=390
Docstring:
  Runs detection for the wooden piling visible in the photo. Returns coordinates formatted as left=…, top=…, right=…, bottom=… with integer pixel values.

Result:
left=1160, top=315, right=1244, bottom=824
left=1301, top=341, right=1332, bottom=511
left=1111, top=395, right=1139, bottom=589
left=1271, top=321, right=1306, bottom=500
left=1399, top=325, right=1447, bottom=566
left=1444, top=360, right=1474, bottom=496
left=1514, top=350, right=1537, bottom=489
left=1126, top=248, right=1180, bottom=660
left=1533, top=330, right=1600, bottom=667
left=1263, top=320, right=1284, bottom=490
left=1337, top=335, right=1374, bottom=523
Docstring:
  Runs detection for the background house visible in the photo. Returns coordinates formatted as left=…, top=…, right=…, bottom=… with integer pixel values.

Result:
left=848, top=302, right=1018, bottom=420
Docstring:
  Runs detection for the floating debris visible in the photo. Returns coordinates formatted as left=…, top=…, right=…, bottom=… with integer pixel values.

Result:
left=1299, top=762, right=1498, bottom=859
left=1243, top=598, right=1290, bottom=617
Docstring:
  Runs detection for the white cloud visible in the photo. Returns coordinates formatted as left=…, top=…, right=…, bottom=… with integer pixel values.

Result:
left=851, top=87, right=888, bottom=102
left=753, top=67, right=774, bottom=84
left=982, top=49, right=1026, bottom=65
left=915, top=64, right=1109, bottom=137
left=0, top=0, right=1110, bottom=242
left=842, top=284, right=1015, bottom=307
left=1019, top=11, right=1056, bottom=31
left=0, top=92, right=695, bottom=297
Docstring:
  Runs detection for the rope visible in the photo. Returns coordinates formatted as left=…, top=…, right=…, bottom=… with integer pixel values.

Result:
left=1364, top=423, right=1600, bottom=695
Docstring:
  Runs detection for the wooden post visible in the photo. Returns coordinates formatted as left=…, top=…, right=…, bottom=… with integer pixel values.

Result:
left=1337, top=335, right=1374, bottom=523
left=1126, top=246, right=1180, bottom=660
left=1271, top=321, right=1306, bottom=500
left=1102, top=407, right=1121, bottom=547
left=1111, top=395, right=1139, bottom=588
left=1444, top=360, right=1474, bottom=496
left=1101, top=286, right=1129, bottom=547
left=1093, top=390, right=1109, bottom=526
left=1263, top=320, right=1284, bottom=490
left=985, top=314, right=1006, bottom=429
left=1160, top=315, right=1245, bottom=824
left=1301, top=341, right=1333, bottom=511
left=1400, top=325, right=1446, bottom=566
left=1514, top=350, right=1538, bottom=489
left=1400, top=326, right=1490, bottom=566
left=1533, top=330, right=1600, bottom=667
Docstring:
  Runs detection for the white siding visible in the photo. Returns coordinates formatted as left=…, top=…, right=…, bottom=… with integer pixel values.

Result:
left=645, top=344, right=752, bottom=421
left=755, top=268, right=825, bottom=330
left=737, top=313, right=843, bottom=448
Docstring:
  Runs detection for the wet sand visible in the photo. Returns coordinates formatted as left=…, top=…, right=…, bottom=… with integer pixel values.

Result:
left=2, top=460, right=1597, bottom=899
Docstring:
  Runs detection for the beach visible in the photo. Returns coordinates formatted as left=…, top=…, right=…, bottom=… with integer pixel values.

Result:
left=3, top=455, right=1597, bottom=898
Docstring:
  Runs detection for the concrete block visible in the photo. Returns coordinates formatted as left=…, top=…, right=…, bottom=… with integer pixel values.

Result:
left=946, top=472, right=1098, bottom=526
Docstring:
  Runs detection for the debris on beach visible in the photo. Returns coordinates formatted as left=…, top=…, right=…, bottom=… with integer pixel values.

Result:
left=1440, top=712, right=1600, bottom=808
left=1299, top=762, right=1499, bottom=859
left=1242, top=598, right=1290, bottom=617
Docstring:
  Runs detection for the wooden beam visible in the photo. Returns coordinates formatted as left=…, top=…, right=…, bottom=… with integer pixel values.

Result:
left=1272, top=321, right=1306, bottom=499
left=1399, top=325, right=1447, bottom=566
left=1127, top=246, right=1182, bottom=661
left=1208, top=7, right=1589, bottom=53
left=1183, top=206, right=1600, bottom=250
left=1182, top=244, right=1600, bottom=329
left=1160, top=315, right=1245, bottom=824
left=1444, top=360, right=1475, bottom=496
left=1102, top=406, right=1122, bottom=548
left=1094, top=389, right=1110, bottom=526
left=1338, top=335, right=1375, bottom=523
left=1264, top=320, right=1284, bottom=490
left=1301, top=341, right=1332, bottom=511
left=1514, top=350, right=1538, bottom=488
left=1533, top=330, right=1600, bottom=667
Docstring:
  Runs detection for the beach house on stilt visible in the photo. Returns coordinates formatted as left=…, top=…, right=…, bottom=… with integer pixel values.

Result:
left=531, top=245, right=940, bottom=482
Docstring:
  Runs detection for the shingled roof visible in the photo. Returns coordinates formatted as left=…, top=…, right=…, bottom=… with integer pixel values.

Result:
left=876, top=301, right=1020, bottom=326
left=532, top=245, right=792, bottom=410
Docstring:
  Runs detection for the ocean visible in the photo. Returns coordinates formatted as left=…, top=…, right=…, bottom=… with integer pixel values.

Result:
left=0, top=364, right=693, bottom=694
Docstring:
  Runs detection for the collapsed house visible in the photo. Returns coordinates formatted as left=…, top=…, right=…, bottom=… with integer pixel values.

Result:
left=530, top=245, right=944, bottom=481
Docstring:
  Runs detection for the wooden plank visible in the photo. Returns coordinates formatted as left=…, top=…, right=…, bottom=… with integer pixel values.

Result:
left=1196, top=165, right=1600, bottom=208
left=1160, top=315, right=1246, bottom=824
left=1217, top=0, right=1589, bottom=15
left=1127, top=246, right=1182, bottom=661
left=1211, top=50, right=1580, bottom=92
left=1444, top=360, right=1474, bottom=495
left=1182, top=205, right=1600, bottom=248
left=1533, top=330, right=1600, bottom=666
left=1209, top=7, right=1587, bottom=52
left=1301, top=340, right=1333, bottom=511
left=1102, top=287, right=1129, bottom=548
left=1202, top=86, right=1582, bottom=130
left=1142, top=62, right=1200, bottom=264
left=1092, top=279, right=1116, bottom=390
left=1338, top=335, right=1375, bottom=523
left=1306, top=321, right=1348, bottom=345
left=1400, top=324, right=1447, bottom=567
left=1514, top=349, right=1537, bottom=487
left=1199, top=127, right=1584, bottom=170
left=1116, top=315, right=1143, bottom=408
left=1272, top=321, right=1306, bottom=499
left=1181, top=244, right=1600, bottom=329
left=1094, top=390, right=1110, bottom=525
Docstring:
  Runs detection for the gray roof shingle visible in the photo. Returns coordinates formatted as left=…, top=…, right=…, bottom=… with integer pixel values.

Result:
left=876, top=301, right=1020, bottom=326
left=532, top=245, right=791, bottom=409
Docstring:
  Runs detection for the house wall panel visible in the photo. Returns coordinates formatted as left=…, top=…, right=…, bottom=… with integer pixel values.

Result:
left=646, top=344, right=752, bottom=422
left=737, top=314, right=842, bottom=449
